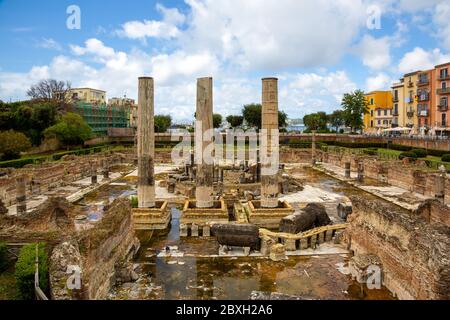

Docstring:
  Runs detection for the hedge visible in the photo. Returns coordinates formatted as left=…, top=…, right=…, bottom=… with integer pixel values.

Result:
left=0, top=145, right=116, bottom=169
left=399, top=151, right=418, bottom=160
left=411, top=149, right=428, bottom=158
left=442, top=154, right=450, bottom=162
left=14, top=243, right=48, bottom=300
left=0, top=242, right=8, bottom=272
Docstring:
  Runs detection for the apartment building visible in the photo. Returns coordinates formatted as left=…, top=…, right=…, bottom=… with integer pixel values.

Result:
left=436, top=62, right=450, bottom=130
left=364, top=91, right=393, bottom=133
left=68, top=88, right=107, bottom=104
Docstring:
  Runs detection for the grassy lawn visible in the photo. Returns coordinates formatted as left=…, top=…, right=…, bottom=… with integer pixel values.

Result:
left=0, top=267, right=17, bottom=300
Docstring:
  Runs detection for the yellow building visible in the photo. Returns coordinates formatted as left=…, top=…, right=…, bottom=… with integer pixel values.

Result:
left=402, top=72, right=419, bottom=132
left=68, top=88, right=106, bottom=104
left=391, top=81, right=404, bottom=128
left=364, top=91, right=393, bottom=133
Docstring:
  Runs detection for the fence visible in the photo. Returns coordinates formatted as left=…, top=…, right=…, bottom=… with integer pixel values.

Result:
left=34, top=245, right=48, bottom=300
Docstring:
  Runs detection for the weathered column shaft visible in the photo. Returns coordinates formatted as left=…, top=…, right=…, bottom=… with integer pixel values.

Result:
left=90, top=161, right=98, bottom=184
left=345, top=162, right=351, bottom=178
left=311, top=130, right=317, bottom=165
left=435, top=166, right=446, bottom=203
left=16, top=176, right=27, bottom=215
left=357, top=161, right=364, bottom=182
left=261, top=77, right=279, bottom=208
left=137, top=77, right=156, bottom=208
left=195, top=77, right=214, bottom=208
left=102, top=159, right=110, bottom=179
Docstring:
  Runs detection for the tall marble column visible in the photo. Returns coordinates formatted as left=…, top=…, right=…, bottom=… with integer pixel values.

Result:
left=195, top=77, right=214, bottom=208
left=137, top=77, right=155, bottom=208
left=261, top=77, right=279, bottom=208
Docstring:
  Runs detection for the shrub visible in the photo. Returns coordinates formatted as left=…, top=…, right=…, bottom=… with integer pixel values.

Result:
left=0, top=130, right=32, bottom=160
left=130, top=196, right=138, bottom=208
left=363, top=148, right=378, bottom=156
left=0, top=242, right=8, bottom=272
left=442, top=154, right=450, bottom=162
left=411, top=149, right=427, bottom=158
left=399, top=151, right=418, bottom=160
left=427, top=149, right=449, bottom=157
left=389, top=144, right=412, bottom=152
left=44, top=113, right=92, bottom=146
left=15, top=243, right=48, bottom=300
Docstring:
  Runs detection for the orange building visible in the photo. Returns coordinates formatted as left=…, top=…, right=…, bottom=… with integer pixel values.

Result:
left=435, top=62, right=450, bottom=132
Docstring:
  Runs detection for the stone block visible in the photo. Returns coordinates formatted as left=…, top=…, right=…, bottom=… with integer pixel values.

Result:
left=179, top=224, right=188, bottom=237
left=284, top=238, right=297, bottom=251
left=191, top=223, right=199, bottom=237
left=300, top=238, right=308, bottom=250
left=202, top=225, right=211, bottom=237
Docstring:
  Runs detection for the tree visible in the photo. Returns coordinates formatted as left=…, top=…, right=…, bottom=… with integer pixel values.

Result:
left=328, top=110, right=345, bottom=133
left=0, top=130, right=32, bottom=160
left=27, top=79, right=71, bottom=110
left=303, top=112, right=328, bottom=132
left=154, top=115, right=172, bottom=133
left=44, top=112, right=92, bottom=146
left=242, top=103, right=288, bottom=129
left=278, top=111, right=288, bottom=128
left=226, top=115, right=244, bottom=128
left=242, top=104, right=262, bottom=129
left=213, top=113, right=223, bottom=128
left=341, top=90, right=369, bottom=133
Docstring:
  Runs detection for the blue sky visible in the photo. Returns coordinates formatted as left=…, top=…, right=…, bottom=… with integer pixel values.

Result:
left=0, top=0, right=449, bottom=122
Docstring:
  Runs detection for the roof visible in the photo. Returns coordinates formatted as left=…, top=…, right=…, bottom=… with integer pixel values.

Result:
left=70, top=87, right=106, bottom=93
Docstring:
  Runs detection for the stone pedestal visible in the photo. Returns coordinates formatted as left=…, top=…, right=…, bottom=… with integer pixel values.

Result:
left=269, top=244, right=286, bottom=261
left=435, top=165, right=446, bottom=204
left=248, top=200, right=295, bottom=229
left=132, top=201, right=170, bottom=230
left=311, top=130, right=317, bottom=165
left=357, top=161, right=364, bottom=182
left=180, top=199, right=228, bottom=236
left=284, top=239, right=297, bottom=251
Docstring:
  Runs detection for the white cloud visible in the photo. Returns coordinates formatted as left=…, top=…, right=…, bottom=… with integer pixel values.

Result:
left=117, top=4, right=185, bottom=40
left=433, top=2, right=450, bottom=50
left=37, top=38, right=62, bottom=51
left=178, top=0, right=367, bottom=70
left=366, top=73, right=392, bottom=91
left=354, top=35, right=392, bottom=70
left=398, top=47, right=450, bottom=73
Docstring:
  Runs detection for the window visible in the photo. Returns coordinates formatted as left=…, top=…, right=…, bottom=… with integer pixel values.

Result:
left=394, top=104, right=398, bottom=114
left=370, top=98, right=374, bottom=105
left=370, top=110, right=373, bottom=117
left=442, top=113, right=447, bottom=126
left=394, top=90, right=398, bottom=100
left=370, top=120, right=373, bottom=127
left=377, top=110, right=381, bottom=116
left=377, top=120, right=381, bottom=125
left=441, top=68, right=448, bottom=79
left=384, top=110, right=387, bottom=116
left=443, top=82, right=447, bottom=89
left=441, top=97, right=448, bottom=107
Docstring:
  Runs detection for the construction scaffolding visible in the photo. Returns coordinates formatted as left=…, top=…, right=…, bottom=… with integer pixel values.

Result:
left=74, top=102, right=130, bottom=136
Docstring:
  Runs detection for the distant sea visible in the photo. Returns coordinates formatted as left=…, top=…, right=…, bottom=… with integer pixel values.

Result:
left=286, top=125, right=305, bottom=132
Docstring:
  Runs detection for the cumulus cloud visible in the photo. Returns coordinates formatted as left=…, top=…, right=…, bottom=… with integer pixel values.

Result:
left=398, top=47, right=450, bottom=73
left=354, top=35, right=392, bottom=70
left=366, top=73, right=392, bottom=91
left=433, top=2, right=450, bottom=50
left=116, top=4, right=185, bottom=41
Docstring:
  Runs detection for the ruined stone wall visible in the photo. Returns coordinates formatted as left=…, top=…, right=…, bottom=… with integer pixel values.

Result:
left=414, top=199, right=450, bottom=227
left=346, top=196, right=449, bottom=300
left=0, top=151, right=132, bottom=207
left=50, top=199, right=139, bottom=300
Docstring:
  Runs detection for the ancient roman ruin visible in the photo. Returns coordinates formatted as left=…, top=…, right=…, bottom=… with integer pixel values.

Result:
left=0, top=76, right=448, bottom=301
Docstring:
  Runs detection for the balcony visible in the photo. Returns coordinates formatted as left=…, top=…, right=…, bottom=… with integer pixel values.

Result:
left=438, top=74, right=450, bottom=81
left=437, top=87, right=450, bottom=95
left=407, top=97, right=414, bottom=103
left=407, top=81, right=414, bottom=88
left=417, top=94, right=429, bottom=102
left=407, top=111, right=414, bottom=118
left=418, top=110, right=429, bottom=117
left=417, top=79, right=429, bottom=86
left=392, top=110, right=399, bottom=116
left=392, top=96, right=399, bottom=103
left=438, top=105, right=448, bottom=112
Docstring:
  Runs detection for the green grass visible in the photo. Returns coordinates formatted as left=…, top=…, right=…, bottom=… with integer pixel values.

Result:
left=0, top=267, right=18, bottom=300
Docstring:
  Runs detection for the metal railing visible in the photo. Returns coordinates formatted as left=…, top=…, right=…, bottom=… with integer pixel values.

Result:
left=34, top=245, right=49, bottom=301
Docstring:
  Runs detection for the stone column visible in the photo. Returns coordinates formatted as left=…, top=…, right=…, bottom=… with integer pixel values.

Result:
left=102, top=159, right=110, bottom=180
left=345, top=162, right=351, bottom=178
left=357, top=160, right=364, bottom=183
left=261, top=78, right=279, bottom=208
left=435, top=165, right=446, bottom=204
left=137, top=77, right=156, bottom=208
left=311, top=130, right=317, bottom=165
left=16, top=175, right=27, bottom=215
left=195, top=77, right=214, bottom=208
left=90, top=161, right=98, bottom=184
